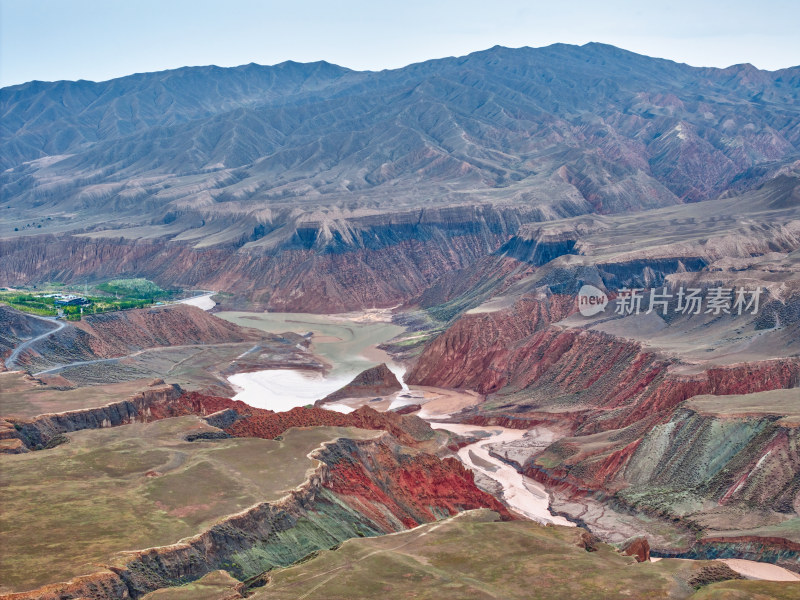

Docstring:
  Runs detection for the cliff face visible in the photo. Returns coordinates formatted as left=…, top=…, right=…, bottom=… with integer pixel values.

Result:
left=407, top=288, right=800, bottom=564
left=223, top=403, right=435, bottom=448
left=408, top=295, right=800, bottom=435
left=0, top=207, right=519, bottom=313
left=4, top=384, right=184, bottom=451
left=621, top=400, right=800, bottom=516
left=2, top=387, right=437, bottom=453
left=501, top=354, right=800, bottom=500
left=406, top=293, right=577, bottom=392
left=5, top=433, right=509, bottom=600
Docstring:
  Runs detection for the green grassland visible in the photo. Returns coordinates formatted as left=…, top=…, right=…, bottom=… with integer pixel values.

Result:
left=0, top=418, right=380, bottom=594
left=256, top=510, right=800, bottom=600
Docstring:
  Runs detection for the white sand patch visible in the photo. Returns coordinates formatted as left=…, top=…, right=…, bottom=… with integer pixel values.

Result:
left=720, top=558, right=800, bottom=582
left=179, top=293, right=216, bottom=311
left=324, top=402, right=357, bottom=414
left=228, top=369, right=354, bottom=412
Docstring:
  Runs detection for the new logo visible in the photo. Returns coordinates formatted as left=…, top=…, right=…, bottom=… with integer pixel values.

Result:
left=577, top=285, right=608, bottom=317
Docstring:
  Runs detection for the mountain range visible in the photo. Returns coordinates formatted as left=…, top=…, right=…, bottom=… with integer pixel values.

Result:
left=2, top=43, right=798, bottom=310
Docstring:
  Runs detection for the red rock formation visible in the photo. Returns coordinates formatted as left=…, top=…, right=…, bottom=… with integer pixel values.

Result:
left=408, top=293, right=800, bottom=532
left=577, top=530, right=600, bottom=552
left=322, top=438, right=513, bottom=530
left=150, top=390, right=253, bottom=419
left=409, top=298, right=800, bottom=437
left=224, top=403, right=433, bottom=447
left=3, top=388, right=437, bottom=453
left=406, top=293, right=578, bottom=392
left=4, top=434, right=510, bottom=600
left=621, top=537, right=651, bottom=562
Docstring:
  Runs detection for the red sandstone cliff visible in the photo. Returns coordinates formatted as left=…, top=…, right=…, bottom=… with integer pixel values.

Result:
left=408, top=296, right=800, bottom=436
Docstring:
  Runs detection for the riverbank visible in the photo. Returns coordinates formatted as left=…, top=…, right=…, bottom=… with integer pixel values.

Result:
left=430, top=422, right=574, bottom=526
left=215, top=310, right=800, bottom=583
left=216, top=311, right=404, bottom=411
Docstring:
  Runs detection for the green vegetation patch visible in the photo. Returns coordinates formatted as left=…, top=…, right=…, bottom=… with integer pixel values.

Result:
left=96, top=278, right=178, bottom=301
left=0, top=279, right=182, bottom=321
left=0, top=292, right=61, bottom=316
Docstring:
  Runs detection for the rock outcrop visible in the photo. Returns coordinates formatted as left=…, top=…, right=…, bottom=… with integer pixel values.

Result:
left=318, top=363, right=402, bottom=403
left=2, top=387, right=437, bottom=453
left=409, top=291, right=800, bottom=431
left=223, top=403, right=434, bottom=448
left=3, top=384, right=184, bottom=451
left=621, top=537, right=650, bottom=562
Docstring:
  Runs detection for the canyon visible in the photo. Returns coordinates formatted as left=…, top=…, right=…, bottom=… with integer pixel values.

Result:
left=2, top=42, right=800, bottom=599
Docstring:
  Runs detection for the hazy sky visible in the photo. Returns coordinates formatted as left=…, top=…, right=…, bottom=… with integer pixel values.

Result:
left=2, top=0, right=799, bottom=87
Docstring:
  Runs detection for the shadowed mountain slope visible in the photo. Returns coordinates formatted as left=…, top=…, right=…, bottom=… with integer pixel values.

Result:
left=2, top=44, right=798, bottom=311
left=3, top=44, right=799, bottom=233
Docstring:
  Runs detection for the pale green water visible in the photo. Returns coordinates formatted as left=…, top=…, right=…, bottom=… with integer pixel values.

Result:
left=216, top=312, right=406, bottom=411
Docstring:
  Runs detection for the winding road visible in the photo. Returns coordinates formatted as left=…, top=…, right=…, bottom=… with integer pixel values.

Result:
left=5, top=291, right=216, bottom=374
left=5, top=315, right=66, bottom=370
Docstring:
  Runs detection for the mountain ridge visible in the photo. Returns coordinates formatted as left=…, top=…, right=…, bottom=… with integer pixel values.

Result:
left=2, top=43, right=799, bottom=311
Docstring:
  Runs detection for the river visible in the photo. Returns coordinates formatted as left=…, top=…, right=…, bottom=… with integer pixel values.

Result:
left=216, top=311, right=405, bottom=411
left=216, top=310, right=577, bottom=525
left=430, top=422, right=575, bottom=526
left=216, top=310, right=800, bottom=582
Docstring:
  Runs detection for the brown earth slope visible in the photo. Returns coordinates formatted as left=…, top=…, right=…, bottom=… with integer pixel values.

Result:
left=319, top=363, right=403, bottom=403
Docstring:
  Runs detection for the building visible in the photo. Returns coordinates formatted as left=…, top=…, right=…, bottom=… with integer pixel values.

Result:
left=43, top=293, right=90, bottom=307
